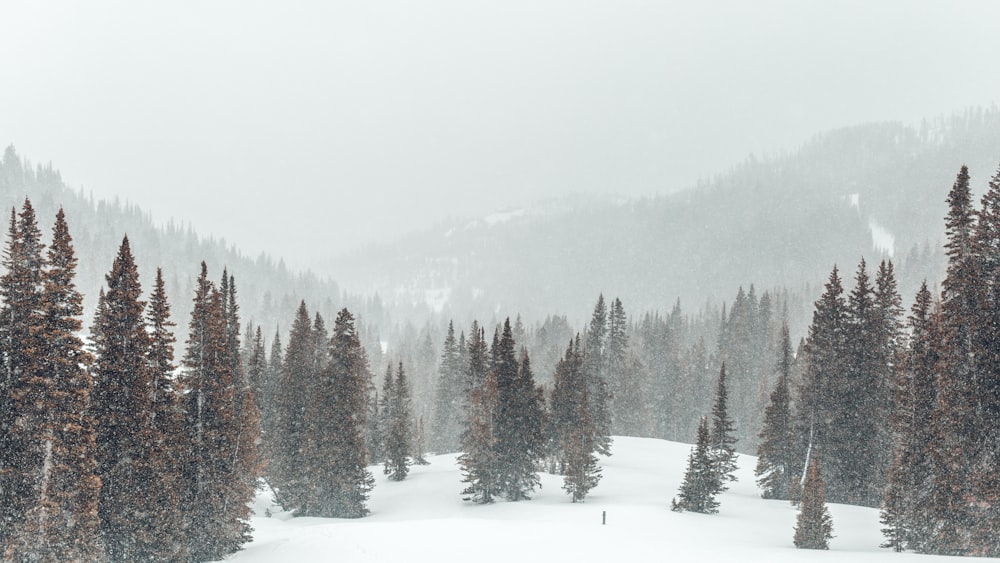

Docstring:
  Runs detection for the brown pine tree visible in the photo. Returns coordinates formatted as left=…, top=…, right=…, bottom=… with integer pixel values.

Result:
left=0, top=201, right=46, bottom=551
left=180, top=263, right=254, bottom=559
left=4, top=209, right=104, bottom=561
left=144, top=267, right=188, bottom=561
left=925, top=166, right=979, bottom=555
left=91, top=236, right=183, bottom=562
left=794, top=457, right=833, bottom=549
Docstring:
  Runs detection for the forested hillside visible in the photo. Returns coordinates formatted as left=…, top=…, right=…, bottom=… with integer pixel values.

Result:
left=0, top=146, right=389, bottom=347
left=327, top=108, right=1000, bottom=323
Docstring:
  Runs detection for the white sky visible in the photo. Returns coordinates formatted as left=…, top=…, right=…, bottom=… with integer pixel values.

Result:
left=2, top=0, right=999, bottom=271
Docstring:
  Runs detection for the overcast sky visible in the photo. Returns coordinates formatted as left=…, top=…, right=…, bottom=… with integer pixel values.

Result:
left=2, top=0, right=999, bottom=271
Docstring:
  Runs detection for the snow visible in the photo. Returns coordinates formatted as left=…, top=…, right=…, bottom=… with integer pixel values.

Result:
left=423, top=288, right=451, bottom=313
left=849, top=193, right=860, bottom=209
left=869, top=219, right=895, bottom=257
left=227, top=437, right=956, bottom=562
left=465, top=208, right=527, bottom=230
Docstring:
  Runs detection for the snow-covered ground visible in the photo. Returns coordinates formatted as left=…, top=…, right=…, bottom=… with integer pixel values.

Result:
left=227, top=437, right=959, bottom=562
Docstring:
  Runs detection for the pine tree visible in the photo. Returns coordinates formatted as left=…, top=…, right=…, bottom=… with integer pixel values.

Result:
left=143, top=267, right=188, bottom=561
left=925, top=166, right=980, bottom=555
left=263, top=327, right=283, bottom=442
left=550, top=336, right=584, bottom=473
left=3, top=209, right=105, bottom=561
left=870, top=260, right=903, bottom=505
left=303, top=308, right=374, bottom=518
left=220, top=272, right=260, bottom=550
left=583, top=295, right=613, bottom=456
left=246, top=325, right=268, bottom=418
left=967, top=162, right=1000, bottom=554
left=367, top=386, right=384, bottom=466
left=431, top=320, right=465, bottom=454
left=710, top=363, right=738, bottom=490
left=561, top=383, right=602, bottom=502
left=91, top=236, right=173, bottom=562
left=798, top=266, right=847, bottom=501
left=837, top=258, right=881, bottom=506
left=383, top=361, right=413, bottom=481
left=268, top=302, right=313, bottom=511
left=494, top=320, right=545, bottom=501
left=881, top=282, right=937, bottom=552
left=608, top=297, right=644, bottom=437
left=459, top=368, right=500, bottom=504
left=0, top=201, right=46, bottom=550
left=755, top=323, right=796, bottom=500
left=179, top=263, right=254, bottom=559
left=672, top=417, right=720, bottom=514
left=465, top=322, right=489, bottom=395
left=794, top=457, right=834, bottom=550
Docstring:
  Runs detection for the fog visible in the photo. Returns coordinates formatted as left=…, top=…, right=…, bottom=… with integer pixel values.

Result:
left=2, top=0, right=998, bottom=272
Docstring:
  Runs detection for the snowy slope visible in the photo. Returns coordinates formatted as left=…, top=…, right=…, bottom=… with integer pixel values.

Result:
left=227, top=437, right=959, bottom=562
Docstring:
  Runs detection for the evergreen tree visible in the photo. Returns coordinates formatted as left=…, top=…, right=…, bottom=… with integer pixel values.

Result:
left=377, top=363, right=393, bottom=463
left=383, top=361, right=413, bottom=481
left=798, top=266, right=847, bottom=501
left=870, top=260, right=903, bottom=504
left=431, top=320, right=465, bottom=453
left=710, top=363, right=738, bottom=490
left=303, top=308, right=374, bottom=518
left=794, top=457, right=834, bottom=550
left=465, top=322, right=489, bottom=393
left=561, top=383, right=602, bottom=502
left=143, top=267, right=188, bottom=561
left=881, top=282, right=936, bottom=552
left=608, top=297, right=643, bottom=437
left=3, top=209, right=104, bottom=561
left=366, top=386, right=384, bottom=466
left=246, top=325, right=268, bottom=418
left=459, top=368, right=500, bottom=504
left=263, top=327, right=283, bottom=441
left=494, top=320, right=545, bottom=501
left=268, top=302, right=313, bottom=511
left=91, top=236, right=174, bottom=562
left=967, top=162, right=1000, bottom=554
left=0, top=201, right=45, bottom=549
left=837, top=258, right=882, bottom=506
left=672, top=417, right=720, bottom=514
left=583, top=295, right=613, bottom=456
left=925, top=166, right=980, bottom=555
left=755, top=323, right=796, bottom=500
left=220, top=272, right=261, bottom=547
left=550, top=336, right=584, bottom=473
left=179, top=263, right=254, bottom=559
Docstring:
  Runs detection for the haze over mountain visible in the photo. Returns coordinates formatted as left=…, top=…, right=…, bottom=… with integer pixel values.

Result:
left=327, top=108, right=1000, bottom=324
left=3, top=1, right=1000, bottom=271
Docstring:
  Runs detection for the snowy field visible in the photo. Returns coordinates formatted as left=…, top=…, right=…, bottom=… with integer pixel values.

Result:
left=227, top=437, right=962, bottom=562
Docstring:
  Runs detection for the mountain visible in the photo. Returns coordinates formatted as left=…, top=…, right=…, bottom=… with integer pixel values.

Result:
left=0, top=146, right=364, bottom=346
left=325, top=107, right=1000, bottom=323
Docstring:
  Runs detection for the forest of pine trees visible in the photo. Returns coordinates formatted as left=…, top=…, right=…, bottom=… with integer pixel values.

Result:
left=0, top=201, right=260, bottom=561
left=4, top=154, right=1000, bottom=558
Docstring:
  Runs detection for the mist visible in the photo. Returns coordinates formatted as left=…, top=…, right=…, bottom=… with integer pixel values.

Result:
left=2, top=0, right=999, bottom=272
